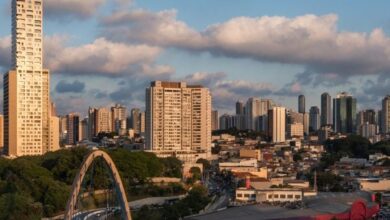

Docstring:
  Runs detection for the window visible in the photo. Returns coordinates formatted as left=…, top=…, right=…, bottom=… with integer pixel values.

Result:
left=237, top=194, right=242, bottom=198
left=268, top=194, right=273, bottom=199
left=287, top=195, right=293, bottom=199
left=280, top=194, right=286, bottom=199
left=295, top=195, right=301, bottom=199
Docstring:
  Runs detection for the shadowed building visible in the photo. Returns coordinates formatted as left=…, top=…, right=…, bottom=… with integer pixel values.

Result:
left=333, top=92, right=357, bottom=134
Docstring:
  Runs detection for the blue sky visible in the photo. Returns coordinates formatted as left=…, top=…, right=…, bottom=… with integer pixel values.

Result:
left=0, top=0, right=390, bottom=116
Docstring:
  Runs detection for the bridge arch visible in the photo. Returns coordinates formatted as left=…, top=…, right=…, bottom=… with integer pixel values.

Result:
left=64, top=150, right=132, bottom=220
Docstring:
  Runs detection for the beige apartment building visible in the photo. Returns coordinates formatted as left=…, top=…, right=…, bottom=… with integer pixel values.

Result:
left=88, top=107, right=112, bottom=140
left=145, top=81, right=212, bottom=157
left=4, top=0, right=58, bottom=156
left=111, top=104, right=127, bottom=134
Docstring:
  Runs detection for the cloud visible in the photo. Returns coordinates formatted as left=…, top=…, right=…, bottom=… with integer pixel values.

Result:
left=55, top=80, right=86, bottom=93
left=44, top=36, right=173, bottom=77
left=183, top=72, right=277, bottom=111
left=100, top=11, right=390, bottom=80
left=0, top=36, right=11, bottom=70
left=274, top=82, right=303, bottom=97
left=45, top=0, right=105, bottom=20
left=353, top=73, right=390, bottom=108
left=100, top=9, right=204, bottom=48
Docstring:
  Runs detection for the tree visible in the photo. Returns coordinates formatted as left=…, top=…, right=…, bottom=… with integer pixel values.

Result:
left=196, top=158, right=211, bottom=170
left=293, top=153, right=303, bottom=162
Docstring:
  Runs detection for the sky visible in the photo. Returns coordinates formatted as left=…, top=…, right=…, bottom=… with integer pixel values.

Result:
left=1, top=0, right=390, bottom=116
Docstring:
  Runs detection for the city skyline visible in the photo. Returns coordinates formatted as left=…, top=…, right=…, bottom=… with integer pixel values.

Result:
left=1, top=1, right=390, bottom=115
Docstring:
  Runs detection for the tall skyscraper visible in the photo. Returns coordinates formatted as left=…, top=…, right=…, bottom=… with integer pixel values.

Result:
left=309, top=106, right=320, bottom=131
left=66, top=113, right=80, bottom=145
left=321, top=93, right=332, bottom=127
left=130, top=108, right=141, bottom=134
left=382, top=96, right=390, bottom=134
left=4, top=0, right=55, bottom=156
left=333, top=92, right=357, bottom=134
left=245, top=98, right=274, bottom=131
left=268, top=107, right=286, bottom=143
left=357, top=109, right=377, bottom=128
left=236, top=100, right=244, bottom=115
left=219, top=114, right=233, bottom=130
left=211, top=110, right=219, bottom=131
left=145, top=81, right=211, bottom=154
left=298, top=95, right=305, bottom=114
left=111, top=104, right=127, bottom=135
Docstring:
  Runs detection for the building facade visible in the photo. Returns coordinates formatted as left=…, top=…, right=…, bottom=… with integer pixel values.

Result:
left=0, top=115, right=3, bottom=149
left=321, top=92, right=332, bottom=127
left=66, top=113, right=80, bottom=145
left=382, top=96, right=390, bottom=134
left=130, top=108, right=141, bottom=134
left=145, top=81, right=212, bottom=155
left=211, top=110, right=219, bottom=131
left=333, top=92, right=357, bottom=134
left=88, top=107, right=112, bottom=140
left=4, top=0, right=56, bottom=156
left=236, top=100, right=244, bottom=115
left=245, top=98, right=274, bottom=131
left=268, top=107, right=286, bottom=143
left=309, top=106, right=320, bottom=131
left=111, top=104, right=127, bottom=135
left=298, top=95, right=305, bottom=114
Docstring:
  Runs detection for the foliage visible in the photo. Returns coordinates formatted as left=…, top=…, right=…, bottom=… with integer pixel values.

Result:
left=293, top=153, right=303, bottom=162
left=306, top=171, right=344, bottom=192
left=370, top=141, right=390, bottom=156
left=0, top=147, right=185, bottom=219
left=324, top=135, right=370, bottom=159
left=196, top=158, right=211, bottom=170
left=186, top=167, right=202, bottom=185
left=133, top=185, right=210, bottom=220
left=212, top=128, right=268, bottom=140
left=211, top=144, right=221, bottom=154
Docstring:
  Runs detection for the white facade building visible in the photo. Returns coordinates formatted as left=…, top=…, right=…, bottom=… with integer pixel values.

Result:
left=268, top=107, right=286, bottom=143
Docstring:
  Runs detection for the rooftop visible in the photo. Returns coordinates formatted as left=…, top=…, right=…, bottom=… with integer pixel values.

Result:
left=188, top=191, right=377, bottom=220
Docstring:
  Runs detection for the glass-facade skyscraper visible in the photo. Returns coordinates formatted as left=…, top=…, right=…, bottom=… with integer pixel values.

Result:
left=333, top=92, right=357, bottom=134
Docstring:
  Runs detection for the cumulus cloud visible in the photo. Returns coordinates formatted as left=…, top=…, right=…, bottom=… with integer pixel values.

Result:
left=0, top=34, right=174, bottom=78
left=55, top=80, right=86, bottom=93
left=45, top=0, right=105, bottom=20
left=44, top=37, right=173, bottom=77
left=100, top=11, right=390, bottom=79
left=100, top=9, right=204, bottom=48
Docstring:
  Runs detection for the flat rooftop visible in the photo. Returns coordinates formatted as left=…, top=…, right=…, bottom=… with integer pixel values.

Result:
left=188, top=191, right=376, bottom=220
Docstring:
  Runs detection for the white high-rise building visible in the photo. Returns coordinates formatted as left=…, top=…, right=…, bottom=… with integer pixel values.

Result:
left=146, top=81, right=212, bottom=156
left=4, top=0, right=56, bottom=156
left=268, top=107, right=286, bottom=143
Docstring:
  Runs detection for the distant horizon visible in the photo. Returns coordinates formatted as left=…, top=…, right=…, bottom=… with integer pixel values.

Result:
left=1, top=0, right=390, bottom=115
